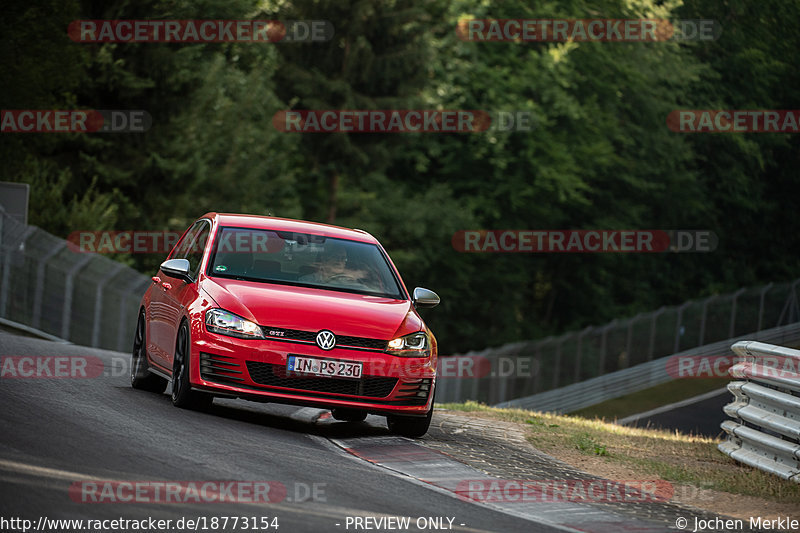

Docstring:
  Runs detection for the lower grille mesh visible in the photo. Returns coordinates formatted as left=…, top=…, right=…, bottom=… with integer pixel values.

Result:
left=245, top=361, right=397, bottom=398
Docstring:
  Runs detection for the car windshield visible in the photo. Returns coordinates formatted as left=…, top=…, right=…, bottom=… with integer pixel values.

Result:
left=207, top=226, right=405, bottom=299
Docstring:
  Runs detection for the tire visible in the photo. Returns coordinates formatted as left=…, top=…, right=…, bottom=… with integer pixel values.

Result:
left=130, top=310, right=168, bottom=393
left=171, top=321, right=213, bottom=411
left=387, top=404, right=434, bottom=438
left=331, top=408, right=368, bottom=422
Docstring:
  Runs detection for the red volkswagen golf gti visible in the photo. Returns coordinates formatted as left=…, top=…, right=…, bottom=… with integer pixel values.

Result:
left=131, top=213, right=440, bottom=437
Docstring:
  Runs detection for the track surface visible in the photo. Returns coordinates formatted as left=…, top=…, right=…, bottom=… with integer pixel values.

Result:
left=622, top=390, right=730, bottom=438
left=0, top=331, right=559, bottom=533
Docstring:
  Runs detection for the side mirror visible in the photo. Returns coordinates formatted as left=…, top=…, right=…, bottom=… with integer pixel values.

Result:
left=160, top=258, right=192, bottom=282
left=412, top=287, right=440, bottom=309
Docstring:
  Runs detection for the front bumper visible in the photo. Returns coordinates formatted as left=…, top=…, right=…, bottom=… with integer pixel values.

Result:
left=189, top=329, right=436, bottom=416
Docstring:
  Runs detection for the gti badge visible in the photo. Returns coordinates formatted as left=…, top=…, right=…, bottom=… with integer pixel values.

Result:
left=316, top=330, right=336, bottom=350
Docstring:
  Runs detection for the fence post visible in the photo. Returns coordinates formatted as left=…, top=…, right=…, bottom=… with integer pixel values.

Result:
left=598, top=320, right=616, bottom=375
left=624, top=315, right=641, bottom=368
left=698, top=295, right=718, bottom=346
left=729, top=288, right=746, bottom=338
left=552, top=336, right=563, bottom=389
left=757, top=283, right=773, bottom=332
left=648, top=307, right=666, bottom=361
left=778, top=280, right=800, bottom=326
left=91, top=262, right=125, bottom=347
left=61, top=255, right=93, bottom=340
left=0, top=226, right=36, bottom=318
left=32, top=242, right=66, bottom=329
left=452, top=366, right=463, bottom=403
left=533, top=343, right=542, bottom=394
left=674, top=302, right=691, bottom=353
left=575, top=326, right=592, bottom=382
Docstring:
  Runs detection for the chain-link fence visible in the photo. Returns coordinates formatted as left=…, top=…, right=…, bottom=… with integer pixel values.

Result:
left=438, top=279, right=800, bottom=406
left=2, top=207, right=800, bottom=407
left=0, top=209, right=150, bottom=351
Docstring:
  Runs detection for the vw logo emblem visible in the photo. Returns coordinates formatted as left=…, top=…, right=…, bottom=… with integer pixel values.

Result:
left=316, top=330, right=336, bottom=351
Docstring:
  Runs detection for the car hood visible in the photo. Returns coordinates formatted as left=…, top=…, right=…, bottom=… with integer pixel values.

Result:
left=201, top=276, right=420, bottom=339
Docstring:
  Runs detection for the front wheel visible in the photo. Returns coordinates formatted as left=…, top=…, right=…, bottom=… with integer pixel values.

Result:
left=171, top=321, right=213, bottom=410
left=387, top=405, right=433, bottom=438
left=130, top=310, right=167, bottom=393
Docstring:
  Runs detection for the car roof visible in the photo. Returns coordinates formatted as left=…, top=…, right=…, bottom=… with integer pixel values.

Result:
left=202, top=213, right=378, bottom=244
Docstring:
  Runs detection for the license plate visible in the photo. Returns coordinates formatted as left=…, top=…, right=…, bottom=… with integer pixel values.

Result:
left=287, top=355, right=362, bottom=379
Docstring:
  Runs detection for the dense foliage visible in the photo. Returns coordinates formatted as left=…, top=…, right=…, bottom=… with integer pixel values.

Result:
left=3, top=0, right=798, bottom=353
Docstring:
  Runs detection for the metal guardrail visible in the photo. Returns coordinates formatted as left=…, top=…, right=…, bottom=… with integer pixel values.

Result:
left=719, top=341, right=800, bottom=482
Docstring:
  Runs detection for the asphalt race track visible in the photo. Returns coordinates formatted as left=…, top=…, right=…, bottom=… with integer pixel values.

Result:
left=0, top=330, right=561, bottom=533
left=3, top=329, right=729, bottom=533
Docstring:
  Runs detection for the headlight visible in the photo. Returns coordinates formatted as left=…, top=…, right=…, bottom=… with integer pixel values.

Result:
left=205, top=309, right=264, bottom=339
left=386, top=331, right=430, bottom=357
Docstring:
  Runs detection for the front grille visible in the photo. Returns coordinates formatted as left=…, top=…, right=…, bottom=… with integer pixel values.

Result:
left=260, top=326, right=387, bottom=351
left=200, top=352, right=245, bottom=385
left=246, top=361, right=397, bottom=398
left=337, top=335, right=387, bottom=350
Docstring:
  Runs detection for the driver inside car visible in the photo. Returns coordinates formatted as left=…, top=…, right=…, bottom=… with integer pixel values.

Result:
left=299, top=244, right=370, bottom=286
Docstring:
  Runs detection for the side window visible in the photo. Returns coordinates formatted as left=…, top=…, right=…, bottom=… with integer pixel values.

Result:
left=185, top=222, right=211, bottom=278
left=170, top=222, right=202, bottom=260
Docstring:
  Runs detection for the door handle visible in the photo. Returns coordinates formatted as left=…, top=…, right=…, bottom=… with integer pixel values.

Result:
left=152, top=276, right=161, bottom=284
left=161, top=282, right=172, bottom=290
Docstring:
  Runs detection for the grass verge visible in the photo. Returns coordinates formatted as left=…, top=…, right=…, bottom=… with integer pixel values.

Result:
left=570, top=377, right=729, bottom=420
left=439, top=401, right=800, bottom=505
